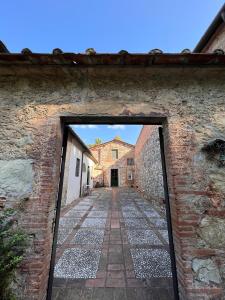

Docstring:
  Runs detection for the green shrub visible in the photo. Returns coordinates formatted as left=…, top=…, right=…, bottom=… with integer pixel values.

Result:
left=0, top=208, right=28, bottom=300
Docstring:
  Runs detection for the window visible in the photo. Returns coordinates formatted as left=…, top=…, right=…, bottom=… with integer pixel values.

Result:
left=127, top=171, right=133, bottom=181
left=75, top=158, right=80, bottom=177
left=82, top=162, right=86, bottom=172
left=127, top=158, right=134, bottom=165
left=112, top=149, right=118, bottom=160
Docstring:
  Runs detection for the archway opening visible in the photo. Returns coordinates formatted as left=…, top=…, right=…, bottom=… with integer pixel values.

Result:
left=47, top=116, right=178, bottom=300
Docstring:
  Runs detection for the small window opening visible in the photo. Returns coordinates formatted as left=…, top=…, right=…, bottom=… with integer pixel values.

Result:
left=127, top=158, right=134, bottom=165
left=127, top=171, right=133, bottom=181
left=75, top=158, right=80, bottom=177
left=112, top=149, right=118, bottom=160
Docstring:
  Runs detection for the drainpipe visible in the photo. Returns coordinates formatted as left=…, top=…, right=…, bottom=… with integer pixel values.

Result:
left=79, top=150, right=85, bottom=197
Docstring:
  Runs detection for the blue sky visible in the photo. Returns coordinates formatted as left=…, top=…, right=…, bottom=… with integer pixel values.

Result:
left=71, top=125, right=142, bottom=145
left=1, top=1, right=224, bottom=53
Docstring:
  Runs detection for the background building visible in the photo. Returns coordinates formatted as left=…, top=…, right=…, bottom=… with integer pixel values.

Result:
left=90, top=138, right=135, bottom=187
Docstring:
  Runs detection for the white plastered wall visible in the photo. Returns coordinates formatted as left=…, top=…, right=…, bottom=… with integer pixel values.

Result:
left=81, top=154, right=94, bottom=192
left=65, top=139, right=83, bottom=204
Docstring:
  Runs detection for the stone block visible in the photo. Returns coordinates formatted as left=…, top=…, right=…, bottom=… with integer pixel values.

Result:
left=198, top=216, right=225, bottom=248
left=0, top=159, right=33, bottom=199
left=192, top=258, right=221, bottom=284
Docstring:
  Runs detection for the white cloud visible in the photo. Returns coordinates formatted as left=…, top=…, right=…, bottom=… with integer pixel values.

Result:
left=72, top=125, right=98, bottom=129
left=107, top=125, right=126, bottom=130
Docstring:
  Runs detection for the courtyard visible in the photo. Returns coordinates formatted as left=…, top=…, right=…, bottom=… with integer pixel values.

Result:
left=52, top=188, right=173, bottom=300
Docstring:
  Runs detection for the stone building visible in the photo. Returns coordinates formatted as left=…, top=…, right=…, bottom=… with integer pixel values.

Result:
left=61, top=127, right=96, bottom=206
left=1, top=5, right=225, bottom=299
left=135, top=125, right=164, bottom=212
left=90, top=138, right=135, bottom=187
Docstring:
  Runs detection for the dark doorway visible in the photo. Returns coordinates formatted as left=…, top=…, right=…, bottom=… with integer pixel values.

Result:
left=111, top=169, right=118, bottom=186
left=87, top=166, right=90, bottom=185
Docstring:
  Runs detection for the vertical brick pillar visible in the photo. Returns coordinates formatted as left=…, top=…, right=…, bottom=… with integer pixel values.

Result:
left=20, top=117, right=63, bottom=300
left=164, top=121, right=197, bottom=299
left=164, top=119, right=224, bottom=299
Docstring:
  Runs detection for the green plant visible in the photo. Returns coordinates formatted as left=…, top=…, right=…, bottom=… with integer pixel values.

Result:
left=94, top=138, right=102, bottom=145
left=114, top=135, right=122, bottom=141
left=88, top=138, right=103, bottom=148
left=0, top=208, right=28, bottom=300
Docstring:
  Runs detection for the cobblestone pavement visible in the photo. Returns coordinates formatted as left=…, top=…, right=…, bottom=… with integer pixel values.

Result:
left=52, top=188, right=174, bottom=300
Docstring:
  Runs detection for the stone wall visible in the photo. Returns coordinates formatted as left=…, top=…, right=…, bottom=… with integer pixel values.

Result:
left=0, top=64, right=225, bottom=299
left=135, top=125, right=164, bottom=213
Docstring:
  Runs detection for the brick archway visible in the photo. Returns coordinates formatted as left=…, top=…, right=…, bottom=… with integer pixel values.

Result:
left=46, top=116, right=179, bottom=300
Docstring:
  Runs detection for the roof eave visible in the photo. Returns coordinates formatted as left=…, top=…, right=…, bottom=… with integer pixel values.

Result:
left=1, top=53, right=225, bottom=66
left=193, top=3, right=225, bottom=53
left=68, top=126, right=97, bottom=163
left=90, top=139, right=134, bottom=149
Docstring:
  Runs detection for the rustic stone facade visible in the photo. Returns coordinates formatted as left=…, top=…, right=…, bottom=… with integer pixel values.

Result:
left=90, top=139, right=135, bottom=187
left=135, top=125, right=164, bottom=213
left=1, top=56, right=225, bottom=300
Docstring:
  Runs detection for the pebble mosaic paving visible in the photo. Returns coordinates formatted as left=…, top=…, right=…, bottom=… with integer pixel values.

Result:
left=127, top=229, right=163, bottom=245
left=57, top=227, right=73, bottom=245
left=131, top=248, right=172, bottom=278
left=54, top=248, right=101, bottom=278
left=122, top=211, right=143, bottom=218
left=92, top=206, right=109, bottom=211
left=59, top=217, right=80, bottom=228
left=149, top=218, right=168, bottom=228
left=71, top=229, right=105, bottom=245
left=143, top=209, right=161, bottom=218
left=159, top=229, right=169, bottom=243
left=64, top=210, right=86, bottom=218
left=81, top=217, right=107, bottom=228
left=52, top=188, right=174, bottom=300
left=124, top=217, right=149, bottom=229
left=88, top=210, right=108, bottom=218
left=72, top=204, right=91, bottom=211
left=121, top=206, right=138, bottom=212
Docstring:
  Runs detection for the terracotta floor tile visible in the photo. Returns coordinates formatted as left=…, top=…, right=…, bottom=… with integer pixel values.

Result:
left=106, top=277, right=126, bottom=288
left=85, top=278, right=105, bottom=287
left=107, top=264, right=125, bottom=271
left=107, top=270, right=125, bottom=279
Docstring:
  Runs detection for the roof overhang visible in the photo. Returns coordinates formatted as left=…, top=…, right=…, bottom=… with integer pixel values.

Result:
left=90, top=139, right=134, bottom=149
left=68, top=126, right=98, bottom=163
left=194, top=3, right=225, bottom=53
left=1, top=53, right=225, bottom=67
